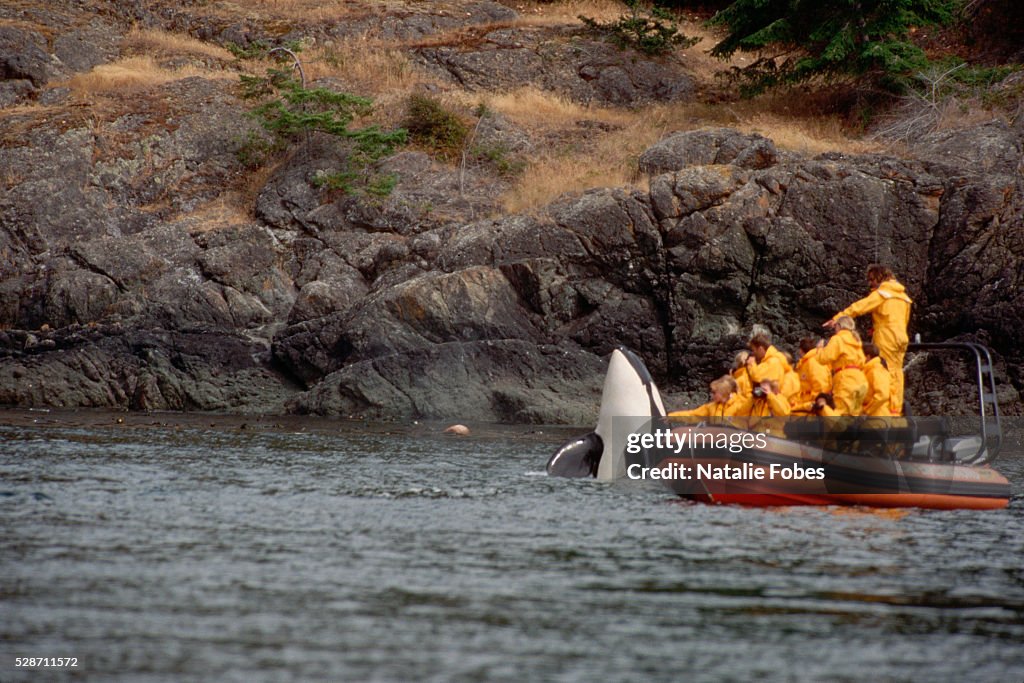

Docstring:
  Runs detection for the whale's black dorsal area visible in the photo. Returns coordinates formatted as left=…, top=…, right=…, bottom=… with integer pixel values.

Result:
left=546, top=431, right=603, bottom=478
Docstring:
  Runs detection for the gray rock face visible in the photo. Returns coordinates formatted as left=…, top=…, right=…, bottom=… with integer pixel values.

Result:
left=0, top=325, right=293, bottom=412
left=1, top=2, right=1022, bottom=422
left=915, top=121, right=1024, bottom=353
left=291, top=340, right=605, bottom=424
left=417, top=27, right=696, bottom=106
left=257, top=148, right=500, bottom=237
left=0, top=12, right=121, bottom=106
left=53, top=21, right=120, bottom=74
left=4, top=98, right=1023, bottom=420
left=0, top=26, right=52, bottom=86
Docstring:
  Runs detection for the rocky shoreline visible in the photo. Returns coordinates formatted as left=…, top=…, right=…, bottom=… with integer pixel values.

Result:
left=2, top=1, right=1022, bottom=423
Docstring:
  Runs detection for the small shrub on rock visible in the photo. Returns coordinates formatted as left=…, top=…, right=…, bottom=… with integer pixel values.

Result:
left=580, top=0, right=698, bottom=56
left=237, top=53, right=406, bottom=196
left=403, top=94, right=470, bottom=161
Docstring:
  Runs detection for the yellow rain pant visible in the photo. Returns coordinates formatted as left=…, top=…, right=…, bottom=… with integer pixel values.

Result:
left=832, top=368, right=869, bottom=417
left=863, top=357, right=893, bottom=417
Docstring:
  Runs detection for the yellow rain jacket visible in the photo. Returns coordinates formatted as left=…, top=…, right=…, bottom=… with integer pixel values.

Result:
left=732, top=367, right=753, bottom=398
left=781, top=366, right=801, bottom=405
left=668, top=393, right=744, bottom=421
left=833, top=278, right=912, bottom=414
left=732, top=391, right=791, bottom=418
left=732, top=391, right=791, bottom=435
left=815, top=404, right=840, bottom=417
left=816, top=329, right=868, bottom=416
left=793, top=348, right=832, bottom=414
left=748, top=345, right=789, bottom=386
left=862, top=356, right=893, bottom=417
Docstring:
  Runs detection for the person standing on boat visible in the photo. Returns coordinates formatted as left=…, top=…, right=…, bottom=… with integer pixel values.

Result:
left=862, top=343, right=893, bottom=417
left=824, top=264, right=912, bottom=415
left=792, top=336, right=832, bottom=414
left=668, top=375, right=742, bottom=422
left=816, top=316, right=869, bottom=416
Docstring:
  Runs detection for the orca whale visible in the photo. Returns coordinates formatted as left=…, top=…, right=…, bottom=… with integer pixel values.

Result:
left=546, top=347, right=666, bottom=480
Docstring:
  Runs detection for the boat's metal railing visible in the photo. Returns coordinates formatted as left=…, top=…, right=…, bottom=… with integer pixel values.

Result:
left=906, top=342, right=1002, bottom=464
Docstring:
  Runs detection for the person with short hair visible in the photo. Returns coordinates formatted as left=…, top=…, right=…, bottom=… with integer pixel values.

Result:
left=730, top=378, right=791, bottom=435
left=745, top=331, right=790, bottom=387
left=825, top=264, right=912, bottom=415
left=816, top=316, right=869, bottom=416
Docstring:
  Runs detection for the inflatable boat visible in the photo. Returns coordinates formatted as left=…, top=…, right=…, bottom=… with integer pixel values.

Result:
left=547, top=344, right=1011, bottom=509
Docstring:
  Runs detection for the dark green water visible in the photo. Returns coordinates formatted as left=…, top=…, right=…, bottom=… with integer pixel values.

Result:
left=2, top=411, right=1023, bottom=682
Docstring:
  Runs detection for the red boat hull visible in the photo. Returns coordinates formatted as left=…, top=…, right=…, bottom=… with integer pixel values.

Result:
left=686, top=491, right=1009, bottom=510
left=639, top=427, right=1012, bottom=510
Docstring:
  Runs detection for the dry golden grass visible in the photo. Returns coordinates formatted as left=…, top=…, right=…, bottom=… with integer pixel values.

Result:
left=32, top=0, right=889, bottom=220
left=299, top=41, right=425, bottom=95
left=485, top=88, right=662, bottom=212
left=931, top=98, right=1004, bottom=132
left=232, top=39, right=435, bottom=134
left=478, top=85, right=883, bottom=212
left=720, top=88, right=888, bottom=155
left=456, top=86, right=635, bottom=132
left=122, top=28, right=235, bottom=62
left=69, top=56, right=234, bottom=96
left=738, top=114, right=882, bottom=156
left=184, top=194, right=263, bottom=233
left=501, top=142, right=650, bottom=213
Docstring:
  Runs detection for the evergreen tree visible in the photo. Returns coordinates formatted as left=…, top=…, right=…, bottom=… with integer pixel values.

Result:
left=707, top=0, right=961, bottom=94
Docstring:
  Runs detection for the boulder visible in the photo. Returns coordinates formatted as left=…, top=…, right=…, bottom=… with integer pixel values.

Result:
left=638, top=128, right=780, bottom=175
left=0, top=26, right=52, bottom=86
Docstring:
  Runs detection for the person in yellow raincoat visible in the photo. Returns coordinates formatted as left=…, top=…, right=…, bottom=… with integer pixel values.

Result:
left=810, top=393, right=839, bottom=417
left=792, top=337, right=832, bottom=414
left=809, top=392, right=852, bottom=451
left=746, top=332, right=790, bottom=387
left=733, top=380, right=791, bottom=417
left=780, top=350, right=802, bottom=405
left=816, top=317, right=869, bottom=416
left=732, top=379, right=791, bottom=435
left=825, top=265, right=912, bottom=415
left=862, top=342, right=893, bottom=417
left=668, top=375, right=742, bottom=422
left=731, top=350, right=753, bottom=398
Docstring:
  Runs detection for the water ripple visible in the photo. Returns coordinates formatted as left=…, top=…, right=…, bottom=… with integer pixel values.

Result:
left=1, top=417, right=1023, bottom=682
